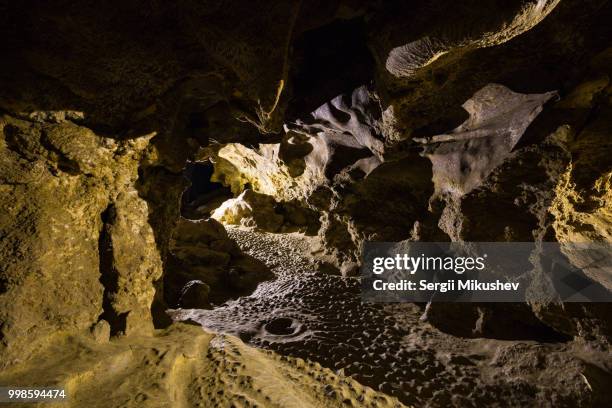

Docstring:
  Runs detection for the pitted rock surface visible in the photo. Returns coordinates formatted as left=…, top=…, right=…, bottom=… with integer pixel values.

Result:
left=171, top=227, right=607, bottom=407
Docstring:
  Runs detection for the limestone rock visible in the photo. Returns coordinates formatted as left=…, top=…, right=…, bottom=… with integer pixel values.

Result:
left=90, top=320, right=111, bottom=344
left=165, top=218, right=274, bottom=306
left=0, top=1, right=611, bottom=405
left=382, top=1, right=561, bottom=78
left=423, top=75, right=612, bottom=341
left=0, top=1, right=301, bottom=131
left=213, top=142, right=323, bottom=201
left=213, top=86, right=385, bottom=202
left=179, top=280, right=211, bottom=309
left=417, top=83, right=558, bottom=200
left=101, top=191, right=164, bottom=336
left=0, top=114, right=159, bottom=367
left=287, top=85, right=385, bottom=160
left=211, top=189, right=320, bottom=234
left=212, top=189, right=285, bottom=231
left=551, top=107, right=612, bottom=290
left=208, top=86, right=389, bottom=268
left=0, top=325, right=404, bottom=408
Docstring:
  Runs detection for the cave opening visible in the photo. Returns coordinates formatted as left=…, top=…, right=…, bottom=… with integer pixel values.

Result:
left=180, top=160, right=233, bottom=220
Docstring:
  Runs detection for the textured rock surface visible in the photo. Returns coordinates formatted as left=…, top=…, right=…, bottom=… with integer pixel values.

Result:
left=0, top=0, right=611, bottom=406
left=1, top=1, right=300, bottom=132
left=0, top=324, right=404, bottom=408
left=0, top=114, right=161, bottom=366
left=416, top=73, right=612, bottom=345
left=173, top=227, right=612, bottom=407
left=164, top=218, right=274, bottom=307
left=212, top=86, right=385, bottom=203
left=381, top=0, right=561, bottom=78
left=212, top=189, right=285, bottom=231
left=417, top=83, right=558, bottom=199
left=212, top=189, right=320, bottom=234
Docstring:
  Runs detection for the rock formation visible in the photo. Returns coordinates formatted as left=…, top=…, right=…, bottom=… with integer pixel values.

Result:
left=0, top=0, right=611, bottom=406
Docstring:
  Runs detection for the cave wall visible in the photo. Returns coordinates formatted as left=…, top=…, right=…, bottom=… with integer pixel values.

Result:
left=0, top=0, right=307, bottom=366
left=0, top=114, right=161, bottom=366
left=0, top=0, right=611, bottom=368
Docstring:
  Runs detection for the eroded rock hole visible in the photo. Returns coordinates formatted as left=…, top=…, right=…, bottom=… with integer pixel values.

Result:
left=180, top=161, right=233, bottom=219
left=0, top=277, right=7, bottom=295
left=325, top=144, right=372, bottom=179
left=264, top=317, right=301, bottom=336
left=185, top=112, right=209, bottom=142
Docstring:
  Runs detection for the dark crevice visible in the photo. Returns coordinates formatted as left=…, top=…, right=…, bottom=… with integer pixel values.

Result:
left=426, top=303, right=572, bottom=343
left=180, top=161, right=233, bottom=220
left=0, top=276, right=7, bottom=295
left=2, top=124, right=26, bottom=158
left=97, top=204, right=127, bottom=336
left=182, top=111, right=210, bottom=146
left=411, top=104, right=469, bottom=140
left=150, top=279, right=172, bottom=329
left=135, top=164, right=187, bottom=329
left=325, top=144, right=372, bottom=179
left=288, top=17, right=375, bottom=119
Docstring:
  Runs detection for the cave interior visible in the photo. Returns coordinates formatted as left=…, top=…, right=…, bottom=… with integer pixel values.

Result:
left=0, top=1, right=611, bottom=407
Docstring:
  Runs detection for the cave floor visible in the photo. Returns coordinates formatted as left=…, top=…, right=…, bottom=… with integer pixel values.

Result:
left=0, top=324, right=405, bottom=408
left=170, top=227, right=611, bottom=407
